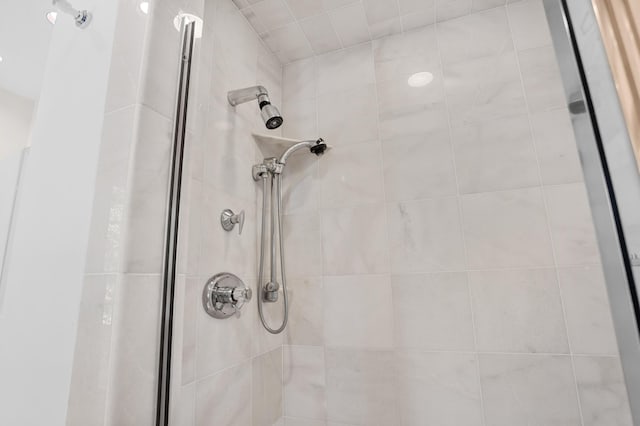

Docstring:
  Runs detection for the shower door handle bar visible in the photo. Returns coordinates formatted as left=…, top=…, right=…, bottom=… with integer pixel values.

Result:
left=156, top=18, right=195, bottom=426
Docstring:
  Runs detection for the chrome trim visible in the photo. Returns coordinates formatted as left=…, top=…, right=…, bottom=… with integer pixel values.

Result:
left=220, top=209, right=245, bottom=234
left=544, top=0, right=640, bottom=421
left=155, top=18, right=195, bottom=426
left=52, top=0, right=92, bottom=28
left=227, top=85, right=269, bottom=106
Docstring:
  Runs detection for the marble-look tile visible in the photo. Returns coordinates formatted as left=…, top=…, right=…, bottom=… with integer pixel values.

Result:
left=195, top=274, right=254, bottom=378
left=285, top=418, right=326, bottom=426
left=282, top=99, right=318, bottom=141
left=172, top=383, right=195, bottom=426
left=182, top=277, right=199, bottom=385
left=437, top=8, right=512, bottom=66
left=282, top=212, right=323, bottom=278
left=283, top=57, right=317, bottom=102
left=329, top=2, right=371, bottom=48
left=444, top=51, right=527, bottom=128
left=382, top=130, right=457, bottom=201
left=300, top=14, right=343, bottom=55
left=285, top=277, right=324, bottom=346
left=373, top=26, right=439, bottom=82
left=196, top=361, right=252, bottom=426
left=124, top=107, right=173, bottom=274
left=253, top=348, right=284, bottom=426
left=264, top=24, right=315, bottom=64
left=139, top=0, right=182, bottom=119
left=323, top=275, right=394, bottom=348
left=461, top=188, right=554, bottom=269
left=436, top=0, right=472, bottom=22
left=395, top=352, right=483, bottom=426
left=544, top=183, right=601, bottom=266
left=392, top=273, right=475, bottom=350
left=86, top=107, right=135, bottom=274
left=66, top=275, right=116, bottom=426
left=469, top=268, right=569, bottom=353
left=106, top=275, right=161, bottom=426
left=518, top=45, right=566, bottom=113
left=326, top=349, right=398, bottom=425
left=452, top=114, right=539, bottom=193
left=321, top=204, right=389, bottom=275
left=320, top=141, right=384, bottom=208
left=530, top=108, right=583, bottom=185
left=183, top=179, right=203, bottom=278
left=317, top=84, right=380, bottom=146
left=104, top=0, right=148, bottom=113
left=280, top=152, right=320, bottom=215
left=401, top=10, right=436, bottom=31
left=573, top=356, right=633, bottom=426
left=479, top=354, right=581, bottom=426
left=198, top=188, right=256, bottom=279
left=203, top=144, right=255, bottom=201
left=471, top=0, right=505, bottom=11
left=316, top=44, right=375, bottom=96
left=507, top=0, right=552, bottom=51
left=398, top=0, right=435, bottom=15
left=252, top=0, right=296, bottom=31
left=363, top=0, right=400, bottom=28
left=387, top=197, right=466, bottom=273
left=377, top=83, right=449, bottom=140
left=283, top=346, right=326, bottom=419
left=558, top=266, right=618, bottom=355
left=369, top=18, right=403, bottom=43
left=284, top=0, right=325, bottom=19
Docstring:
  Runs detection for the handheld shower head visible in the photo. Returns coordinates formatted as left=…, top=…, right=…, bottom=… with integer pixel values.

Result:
left=278, top=139, right=327, bottom=164
left=228, top=85, right=284, bottom=130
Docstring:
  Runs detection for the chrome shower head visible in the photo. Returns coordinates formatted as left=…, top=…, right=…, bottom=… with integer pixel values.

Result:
left=260, top=102, right=284, bottom=130
left=228, top=85, right=284, bottom=130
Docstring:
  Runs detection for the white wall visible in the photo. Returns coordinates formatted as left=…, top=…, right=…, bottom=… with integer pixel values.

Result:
left=0, top=87, right=34, bottom=160
left=0, top=0, right=120, bottom=424
left=0, top=88, right=33, bottom=303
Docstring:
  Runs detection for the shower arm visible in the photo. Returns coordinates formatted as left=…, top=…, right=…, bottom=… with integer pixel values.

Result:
left=52, top=0, right=91, bottom=28
left=227, top=85, right=269, bottom=106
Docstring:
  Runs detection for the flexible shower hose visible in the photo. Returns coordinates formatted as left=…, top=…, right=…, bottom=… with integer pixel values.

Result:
left=257, top=174, right=289, bottom=334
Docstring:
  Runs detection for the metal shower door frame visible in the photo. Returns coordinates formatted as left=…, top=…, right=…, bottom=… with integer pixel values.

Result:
left=156, top=18, right=196, bottom=426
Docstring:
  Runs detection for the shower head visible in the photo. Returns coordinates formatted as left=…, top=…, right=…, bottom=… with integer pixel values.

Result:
left=259, top=98, right=284, bottom=130
left=228, top=85, right=284, bottom=130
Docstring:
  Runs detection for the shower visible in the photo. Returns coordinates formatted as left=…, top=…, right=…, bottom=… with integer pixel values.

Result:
left=253, top=139, right=328, bottom=334
left=227, top=85, right=284, bottom=130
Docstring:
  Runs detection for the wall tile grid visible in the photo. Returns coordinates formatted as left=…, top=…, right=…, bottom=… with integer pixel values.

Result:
left=233, top=0, right=528, bottom=63
left=279, top=1, right=634, bottom=425
left=68, top=0, right=286, bottom=424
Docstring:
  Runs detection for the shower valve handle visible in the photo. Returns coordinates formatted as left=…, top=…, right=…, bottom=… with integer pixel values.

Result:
left=221, top=209, right=245, bottom=235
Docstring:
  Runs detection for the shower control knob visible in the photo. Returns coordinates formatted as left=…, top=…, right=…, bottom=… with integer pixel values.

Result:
left=203, top=272, right=252, bottom=319
left=232, top=287, right=252, bottom=303
left=221, top=209, right=245, bottom=235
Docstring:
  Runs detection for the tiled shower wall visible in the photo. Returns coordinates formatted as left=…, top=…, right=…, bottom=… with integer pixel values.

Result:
left=279, top=1, right=634, bottom=425
left=67, top=0, right=285, bottom=424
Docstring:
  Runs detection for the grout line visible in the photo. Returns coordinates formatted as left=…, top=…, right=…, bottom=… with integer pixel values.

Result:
left=282, top=344, right=619, bottom=358
left=283, top=262, right=607, bottom=278
left=369, top=39, right=401, bottom=418
left=505, top=7, right=586, bottom=426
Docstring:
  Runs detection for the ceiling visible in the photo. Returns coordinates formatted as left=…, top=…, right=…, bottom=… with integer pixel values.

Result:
left=232, top=0, right=515, bottom=63
left=0, top=0, right=55, bottom=99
